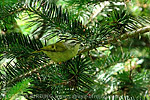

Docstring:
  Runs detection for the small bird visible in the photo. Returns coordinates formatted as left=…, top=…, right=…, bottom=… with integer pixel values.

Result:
left=33, top=39, right=80, bottom=62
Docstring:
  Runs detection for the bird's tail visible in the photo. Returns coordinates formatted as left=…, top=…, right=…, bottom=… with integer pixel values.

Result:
left=32, top=50, right=42, bottom=54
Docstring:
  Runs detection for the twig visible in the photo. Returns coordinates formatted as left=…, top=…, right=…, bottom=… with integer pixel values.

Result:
left=78, top=26, right=150, bottom=54
left=85, top=1, right=109, bottom=25
left=0, top=7, right=26, bottom=20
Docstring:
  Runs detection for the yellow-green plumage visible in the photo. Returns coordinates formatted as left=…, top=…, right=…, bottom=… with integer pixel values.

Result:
left=33, top=41, right=80, bottom=62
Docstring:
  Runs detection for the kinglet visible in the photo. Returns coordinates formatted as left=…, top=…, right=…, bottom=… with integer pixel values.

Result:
left=33, top=39, right=80, bottom=62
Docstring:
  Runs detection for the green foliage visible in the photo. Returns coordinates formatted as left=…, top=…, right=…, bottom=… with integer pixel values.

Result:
left=113, top=70, right=149, bottom=96
left=0, top=33, right=43, bottom=61
left=0, top=0, right=150, bottom=99
left=95, top=52, right=133, bottom=69
left=3, top=78, right=33, bottom=100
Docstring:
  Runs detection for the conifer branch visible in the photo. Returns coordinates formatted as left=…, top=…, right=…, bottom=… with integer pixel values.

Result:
left=120, top=26, right=150, bottom=40
left=78, top=26, right=150, bottom=54
left=85, top=2, right=108, bottom=25
left=0, top=6, right=26, bottom=20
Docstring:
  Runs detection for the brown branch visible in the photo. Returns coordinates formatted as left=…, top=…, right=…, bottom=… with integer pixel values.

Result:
left=0, top=7, right=26, bottom=20
left=0, top=1, right=47, bottom=20
left=78, top=26, right=150, bottom=54
left=6, top=61, right=53, bottom=86
left=120, top=26, right=150, bottom=40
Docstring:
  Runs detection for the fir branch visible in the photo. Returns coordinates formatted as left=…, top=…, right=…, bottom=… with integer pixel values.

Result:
left=4, top=79, right=33, bottom=100
left=0, top=0, right=47, bottom=21
left=78, top=26, right=150, bottom=54
left=2, top=58, right=52, bottom=87
left=85, top=1, right=109, bottom=25
left=0, top=4, right=26, bottom=20
left=95, top=52, right=132, bottom=70
left=120, top=26, right=150, bottom=40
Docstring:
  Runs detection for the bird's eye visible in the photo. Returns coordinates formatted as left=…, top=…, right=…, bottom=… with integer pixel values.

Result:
left=52, top=45, right=54, bottom=48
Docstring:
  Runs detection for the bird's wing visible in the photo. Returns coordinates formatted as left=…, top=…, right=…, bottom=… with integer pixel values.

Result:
left=40, top=42, right=67, bottom=52
left=55, top=42, right=67, bottom=52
